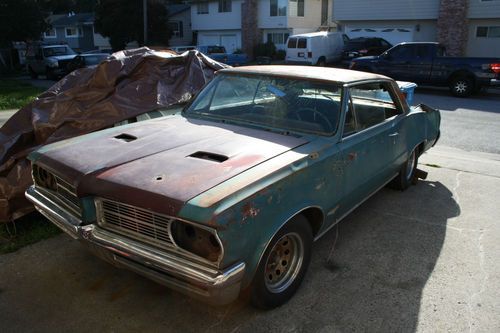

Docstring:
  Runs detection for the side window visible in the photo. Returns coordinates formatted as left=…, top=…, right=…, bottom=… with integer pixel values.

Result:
left=388, top=45, right=414, bottom=60
left=342, top=82, right=401, bottom=137
left=297, top=38, right=307, bottom=48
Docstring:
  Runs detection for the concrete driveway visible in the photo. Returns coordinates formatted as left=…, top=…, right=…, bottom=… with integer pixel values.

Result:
left=0, top=89, right=499, bottom=332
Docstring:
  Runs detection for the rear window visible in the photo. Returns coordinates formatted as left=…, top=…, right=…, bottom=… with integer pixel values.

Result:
left=287, top=38, right=297, bottom=48
left=297, top=38, right=307, bottom=49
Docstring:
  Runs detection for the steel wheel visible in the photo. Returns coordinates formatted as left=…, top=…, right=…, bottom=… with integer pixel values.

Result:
left=406, top=149, right=416, bottom=181
left=450, top=76, right=473, bottom=97
left=264, top=232, right=304, bottom=293
left=248, top=215, right=312, bottom=309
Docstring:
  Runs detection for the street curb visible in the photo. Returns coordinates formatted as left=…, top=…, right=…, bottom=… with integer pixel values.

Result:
left=421, top=146, right=500, bottom=178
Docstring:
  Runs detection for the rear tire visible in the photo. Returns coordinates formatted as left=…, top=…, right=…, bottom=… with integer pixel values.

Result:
left=316, top=57, right=326, bottom=67
left=390, top=148, right=418, bottom=191
left=249, top=215, right=312, bottom=309
left=449, top=76, right=473, bottom=97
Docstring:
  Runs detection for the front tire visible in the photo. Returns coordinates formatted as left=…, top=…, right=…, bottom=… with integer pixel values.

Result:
left=449, top=76, right=473, bottom=97
left=250, top=215, right=312, bottom=309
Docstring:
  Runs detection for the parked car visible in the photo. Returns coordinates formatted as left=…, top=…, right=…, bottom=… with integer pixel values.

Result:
left=285, top=31, right=349, bottom=66
left=342, top=37, right=392, bottom=64
left=350, top=42, right=500, bottom=97
left=25, top=43, right=77, bottom=80
left=65, top=53, right=110, bottom=74
left=26, top=66, right=440, bottom=309
left=196, top=45, right=248, bottom=66
left=169, top=45, right=197, bottom=54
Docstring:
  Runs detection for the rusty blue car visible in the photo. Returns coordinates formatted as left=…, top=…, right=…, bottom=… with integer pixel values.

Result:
left=25, top=66, right=440, bottom=309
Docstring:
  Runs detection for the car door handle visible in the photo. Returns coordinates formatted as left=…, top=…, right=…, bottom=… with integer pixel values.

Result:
left=388, top=132, right=399, bottom=137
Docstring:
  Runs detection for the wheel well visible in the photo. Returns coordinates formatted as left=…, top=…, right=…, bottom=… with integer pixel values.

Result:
left=300, top=207, right=324, bottom=237
left=448, top=70, right=475, bottom=86
left=417, top=141, right=426, bottom=157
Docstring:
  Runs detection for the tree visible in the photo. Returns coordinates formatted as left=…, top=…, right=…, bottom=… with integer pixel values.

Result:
left=95, top=0, right=171, bottom=51
left=39, top=0, right=97, bottom=13
left=0, top=0, right=49, bottom=47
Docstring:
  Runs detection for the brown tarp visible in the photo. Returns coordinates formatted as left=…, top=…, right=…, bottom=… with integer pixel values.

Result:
left=0, top=48, right=227, bottom=222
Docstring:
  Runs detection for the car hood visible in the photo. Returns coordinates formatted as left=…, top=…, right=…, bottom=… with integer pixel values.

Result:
left=353, top=56, right=378, bottom=61
left=34, top=116, right=309, bottom=216
left=48, top=54, right=76, bottom=61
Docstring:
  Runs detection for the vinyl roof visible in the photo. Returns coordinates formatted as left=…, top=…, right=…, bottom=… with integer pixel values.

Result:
left=219, top=66, right=391, bottom=84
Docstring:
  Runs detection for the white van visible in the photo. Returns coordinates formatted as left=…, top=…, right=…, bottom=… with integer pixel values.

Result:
left=285, top=32, right=349, bottom=66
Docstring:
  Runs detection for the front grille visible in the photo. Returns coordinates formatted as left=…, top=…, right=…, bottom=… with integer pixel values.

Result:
left=32, top=165, right=81, bottom=217
left=96, top=199, right=176, bottom=250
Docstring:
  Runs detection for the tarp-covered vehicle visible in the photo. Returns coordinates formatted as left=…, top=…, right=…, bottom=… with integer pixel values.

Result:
left=0, top=48, right=227, bottom=222
left=25, top=66, right=440, bottom=308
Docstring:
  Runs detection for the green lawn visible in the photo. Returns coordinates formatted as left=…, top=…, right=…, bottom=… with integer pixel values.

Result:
left=0, top=79, right=45, bottom=110
left=0, top=214, right=61, bottom=254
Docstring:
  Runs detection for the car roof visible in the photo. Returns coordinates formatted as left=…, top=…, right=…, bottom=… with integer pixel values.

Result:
left=288, top=31, right=341, bottom=38
left=218, top=65, right=391, bottom=84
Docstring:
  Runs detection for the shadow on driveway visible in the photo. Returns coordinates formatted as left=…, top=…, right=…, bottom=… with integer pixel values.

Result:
left=0, top=179, right=459, bottom=332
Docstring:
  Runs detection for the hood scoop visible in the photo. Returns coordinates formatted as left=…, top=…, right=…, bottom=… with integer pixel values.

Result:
left=114, top=133, right=137, bottom=142
left=188, top=151, right=228, bottom=163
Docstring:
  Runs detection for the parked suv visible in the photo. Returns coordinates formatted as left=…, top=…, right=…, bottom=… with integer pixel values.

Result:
left=25, top=43, right=77, bottom=80
left=342, top=37, right=392, bottom=63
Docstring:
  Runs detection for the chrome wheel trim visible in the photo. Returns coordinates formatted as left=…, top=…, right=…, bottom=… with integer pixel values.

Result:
left=406, top=150, right=416, bottom=181
left=454, top=80, right=467, bottom=94
left=264, top=232, right=304, bottom=294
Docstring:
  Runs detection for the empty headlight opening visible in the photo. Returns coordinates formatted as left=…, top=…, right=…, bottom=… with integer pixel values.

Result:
left=171, top=221, right=222, bottom=263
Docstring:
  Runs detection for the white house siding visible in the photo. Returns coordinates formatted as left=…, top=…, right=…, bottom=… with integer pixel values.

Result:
left=341, top=20, right=437, bottom=45
left=258, top=0, right=287, bottom=29
left=191, top=1, right=242, bottom=30
left=333, top=0, right=439, bottom=20
left=287, top=0, right=323, bottom=29
left=466, top=19, right=500, bottom=57
left=468, top=0, right=500, bottom=19
left=169, top=9, right=193, bottom=46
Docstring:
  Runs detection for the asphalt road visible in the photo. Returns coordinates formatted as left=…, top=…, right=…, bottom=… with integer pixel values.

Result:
left=413, top=88, right=500, bottom=154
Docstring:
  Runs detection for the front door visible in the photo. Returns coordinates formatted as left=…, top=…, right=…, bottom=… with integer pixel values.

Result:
left=337, top=82, right=404, bottom=216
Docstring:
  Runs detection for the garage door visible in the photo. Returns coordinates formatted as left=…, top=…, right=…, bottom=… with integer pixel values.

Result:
left=198, top=34, right=220, bottom=47
left=346, top=27, right=414, bottom=45
left=198, top=34, right=238, bottom=53
left=220, top=35, right=237, bottom=53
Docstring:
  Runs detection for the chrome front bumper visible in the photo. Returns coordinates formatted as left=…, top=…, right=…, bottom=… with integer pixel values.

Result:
left=25, top=185, right=245, bottom=305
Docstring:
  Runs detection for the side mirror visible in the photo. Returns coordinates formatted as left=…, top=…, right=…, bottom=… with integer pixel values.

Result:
left=382, top=52, right=391, bottom=60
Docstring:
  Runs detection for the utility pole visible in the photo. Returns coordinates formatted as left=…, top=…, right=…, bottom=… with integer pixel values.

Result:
left=143, top=0, right=148, bottom=45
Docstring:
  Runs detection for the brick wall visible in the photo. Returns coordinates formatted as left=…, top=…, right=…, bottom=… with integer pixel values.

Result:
left=436, top=0, right=469, bottom=56
left=241, top=0, right=260, bottom=59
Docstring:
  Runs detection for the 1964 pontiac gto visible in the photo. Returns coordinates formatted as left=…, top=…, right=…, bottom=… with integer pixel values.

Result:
left=25, top=66, right=440, bottom=309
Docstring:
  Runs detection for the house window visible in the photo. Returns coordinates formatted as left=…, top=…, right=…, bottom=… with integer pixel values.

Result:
left=197, top=2, right=209, bottom=14
left=476, top=26, right=500, bottom=38
left=169, top=21, right=184, bottom=38
left=289, top=0, right=304, bottom=17
left=270, top=0, right=287, bottom=16
left=218, top=0, right=232, bottom=13
left=65, top=26, right=82, bottom=37
left=267, top=32, right=290, bottom=45
left=44, top=28, right=57, bottom=39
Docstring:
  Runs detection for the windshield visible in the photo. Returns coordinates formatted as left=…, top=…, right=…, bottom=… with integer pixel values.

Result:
left=43, top=46, right=76, bottom=57
left=185, top=74, right=342, bottom=135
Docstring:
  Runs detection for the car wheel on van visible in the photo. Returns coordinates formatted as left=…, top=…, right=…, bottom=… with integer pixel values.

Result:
left=316, top=57, right=326, bottom=67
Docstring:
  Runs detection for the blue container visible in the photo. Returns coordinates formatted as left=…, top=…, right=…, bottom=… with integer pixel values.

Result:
left=397, top=81, right=417, bottom=106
